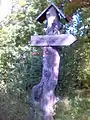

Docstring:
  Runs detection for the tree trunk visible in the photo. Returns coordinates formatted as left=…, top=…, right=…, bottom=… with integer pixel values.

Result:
left=31, top=47, right=60, bottom=120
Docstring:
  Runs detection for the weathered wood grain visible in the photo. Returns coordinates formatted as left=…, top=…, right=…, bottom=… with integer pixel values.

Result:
left=31, top=34, right=77, bottom=46
left=30, top=4, right=77, bottom=120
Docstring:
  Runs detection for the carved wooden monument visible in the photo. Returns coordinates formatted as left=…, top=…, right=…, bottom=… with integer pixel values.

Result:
left=30, top=3, right=77, bottom=120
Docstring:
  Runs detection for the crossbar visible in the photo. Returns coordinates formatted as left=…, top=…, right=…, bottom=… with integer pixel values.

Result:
left=31, top=34, right=77, bottom=46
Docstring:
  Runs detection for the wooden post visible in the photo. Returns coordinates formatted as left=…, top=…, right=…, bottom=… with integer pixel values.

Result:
left=41, top=46, right=60, bottom=120
left=30, top=3, right=77, bottom=120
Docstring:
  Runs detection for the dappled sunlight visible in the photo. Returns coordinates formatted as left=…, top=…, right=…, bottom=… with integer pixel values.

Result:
left=0, top=0, right=12, bottom=21
left=0, top=0, right=90, bottom=120
left=56, top=97, right=71, bottom=111
left=0, top=81, right=7, bottom=93
left=55, top=94, right=90, bottom=120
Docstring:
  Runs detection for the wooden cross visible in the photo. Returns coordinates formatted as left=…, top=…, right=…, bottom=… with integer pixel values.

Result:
left=30, top=3, right=77, bottom=120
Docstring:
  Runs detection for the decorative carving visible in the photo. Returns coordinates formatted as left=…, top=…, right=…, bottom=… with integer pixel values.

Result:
left=45, top=7, right=61, bottom=35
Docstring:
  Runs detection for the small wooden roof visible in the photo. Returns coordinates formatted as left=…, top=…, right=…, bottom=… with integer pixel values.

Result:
left=36, top=3, right=69, bottom=23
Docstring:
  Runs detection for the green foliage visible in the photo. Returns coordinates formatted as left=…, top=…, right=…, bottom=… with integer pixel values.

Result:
left=0, top=0, right=43, bottom=119
left=55, top=93, right=90, bottom=120
left=0, top=0, right=90, bottom=120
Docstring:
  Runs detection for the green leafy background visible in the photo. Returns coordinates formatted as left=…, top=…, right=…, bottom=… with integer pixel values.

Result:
left=0, top=0, right=90, bottom=120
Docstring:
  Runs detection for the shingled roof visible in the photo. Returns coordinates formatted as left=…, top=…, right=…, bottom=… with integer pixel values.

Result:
left=36, top=3, right=69, bottom=23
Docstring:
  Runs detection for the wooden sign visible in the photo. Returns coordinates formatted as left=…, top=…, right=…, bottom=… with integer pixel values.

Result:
left=30, top=3, right=77, bottom=120
left=31, top=34, right=77, bottom=46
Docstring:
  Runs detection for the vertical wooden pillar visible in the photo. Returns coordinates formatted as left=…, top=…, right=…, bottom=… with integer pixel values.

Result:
left=30, top=3, right=77, bottom=120
left=41, top=47, right=60, bottom=120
